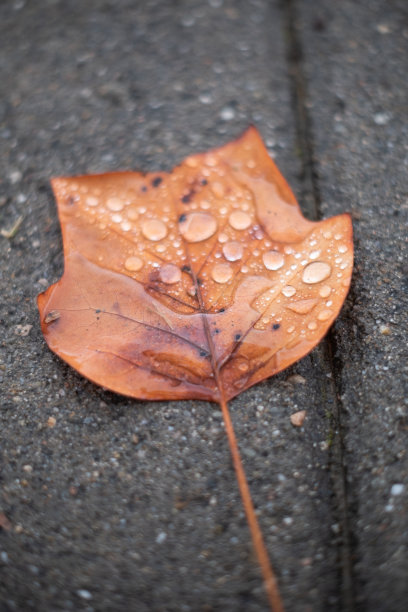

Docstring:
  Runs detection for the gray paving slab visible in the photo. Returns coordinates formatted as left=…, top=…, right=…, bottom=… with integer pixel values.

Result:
left=2, top=0, right=404, bottom=611
left=295, top=1, right=408, bottom=610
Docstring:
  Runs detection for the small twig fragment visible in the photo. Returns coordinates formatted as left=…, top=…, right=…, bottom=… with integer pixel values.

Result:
left=1, top=215, right=24, bottom=239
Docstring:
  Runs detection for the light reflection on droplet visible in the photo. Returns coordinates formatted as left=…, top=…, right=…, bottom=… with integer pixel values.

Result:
left=302, top=261, right=331, bottom=284
left=338, top=245, right=348, bottom=253
left=112, top=214, right=122, bottom=223
left=121, top=221, right=132, bottom=232
left=309, top=250, right=321, bottom=260
left=308, top=321, right=317, bottom=330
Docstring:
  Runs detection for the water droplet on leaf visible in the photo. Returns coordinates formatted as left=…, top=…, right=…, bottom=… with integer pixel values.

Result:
left=142, top=219, right=168, bottom=241
left=302, top=262, right=331, bottom=284
left=125, top=256, right=143, bottom=272
left=211, top=263, right=233, bottom=284
left=262, top=250, right=284, bottom=271
left=179, top=212, right=217, bottom=242
left=223, top=241, right=243, bottom=261
left=159, top=264, right=181, bottom=284
left=229, top=211, right=251, bottom=230
left=106, top=197, right=124, bottom=212
left=282, top=285, right=296, bottom=297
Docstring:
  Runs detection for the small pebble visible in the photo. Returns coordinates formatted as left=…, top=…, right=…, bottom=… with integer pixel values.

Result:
left=23, top=464, right=33, bottom=473
left=14, top=324, right=33, bottom=337
left=373, top=112, right=391, bottom=125
left=220, top=106, right=235, bottom=121
left=379, top=325, right=391, bottom=335
left=47, top=416, right=56, bottom=428
left=156, top=532, right=167, bottom=544
left=76, top=590, right=92, bottom=600
left=290, top=410, right=306, bottom=427
left=390, top=484, right=404, bottom=496
left=287, top=374, right=306, bottom=385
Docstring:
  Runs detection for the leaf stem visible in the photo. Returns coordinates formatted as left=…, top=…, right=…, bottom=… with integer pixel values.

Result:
left=218, top=395, right=284, bottom=612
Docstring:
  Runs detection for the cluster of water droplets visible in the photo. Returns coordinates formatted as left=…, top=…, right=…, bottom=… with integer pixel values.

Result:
left=56, top=153, right=352, bottom=340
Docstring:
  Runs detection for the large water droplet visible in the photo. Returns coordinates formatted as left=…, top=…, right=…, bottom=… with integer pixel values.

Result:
left=142, top=219, right=167, bottom=241
left=286, top=299, right=317, bottom=314
left=338, top=245, right=348, bottom=253
left=307, top=321, right=317, bottom=330
left=223, top=241, right=243, bottom=261
left=159, top=264, right=181, bottom=284
left=302, top=261, right=331, bottom=284
left=229, top=211, right=251, bottom=230
left=106, top=197, right=124, bottom=212
left=125, top=256, right=143, bottom=272
left=262, top=250, right=284, bottom=271
left=211, top=263, right=233, bottom=284
left=179, top=212, right=217, bottom=242
left=282, top=285, right=296, bottom=297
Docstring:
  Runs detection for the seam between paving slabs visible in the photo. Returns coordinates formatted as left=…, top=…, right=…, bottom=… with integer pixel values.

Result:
left=281, top=1, right=356, bottom=610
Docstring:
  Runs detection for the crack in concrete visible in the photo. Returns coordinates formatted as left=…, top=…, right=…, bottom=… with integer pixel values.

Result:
left=281, top=1, right=356, bottom=609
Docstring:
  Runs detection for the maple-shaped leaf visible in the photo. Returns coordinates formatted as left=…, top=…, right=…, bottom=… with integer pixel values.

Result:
left=38, top=127, right=353, bottom=611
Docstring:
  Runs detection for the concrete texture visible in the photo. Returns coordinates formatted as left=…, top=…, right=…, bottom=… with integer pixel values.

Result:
left=0, top=1, right=406, bottom=611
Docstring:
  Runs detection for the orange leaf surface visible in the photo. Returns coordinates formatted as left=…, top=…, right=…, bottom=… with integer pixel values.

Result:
left=38, top=127, right=353, bottom=611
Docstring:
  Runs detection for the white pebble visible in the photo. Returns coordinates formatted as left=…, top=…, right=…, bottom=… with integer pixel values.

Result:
left=77, top=589, right=92, bottom=600
left=390, top=484, right=404, bottom=496
left=156, top=531, right=167, bottom=544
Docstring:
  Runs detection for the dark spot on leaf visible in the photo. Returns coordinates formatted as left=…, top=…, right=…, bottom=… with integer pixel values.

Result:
left=218, top=308, right=225, bottom=313
left=214, top=328, right=220, bottom=334
left=181, top=194, right=191, bottom=204
left=201, top=179, right=208, bottom=186
left=235, top=333, right=241, bottom=341
left=200, top=350, right=207, bottom=357
left=272, top=323, right=280, bottom=330
left=95, top=309, right=101, bottom=314
left=181, top=265, right=191, bottom=273
left=141, top=186, right=147, bottom=192
left=179, top=214, right=187, bottom=223
left=151, top=177, right=162, bottom=187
